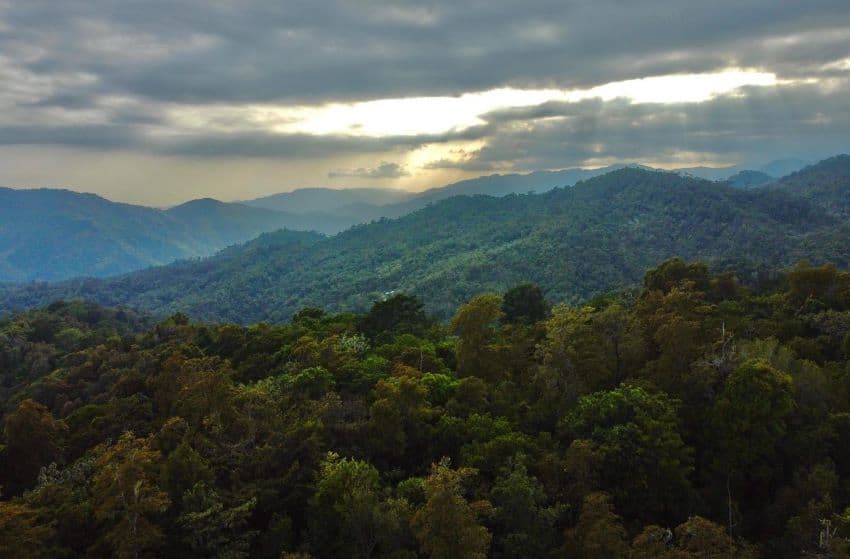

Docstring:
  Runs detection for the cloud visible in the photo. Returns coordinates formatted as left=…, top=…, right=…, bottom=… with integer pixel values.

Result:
left=462, top=80, right=850, bottom=170
left=328, top=161, right=410, bottom=179
left=3, top=0, right=849, bottom=106
left=0, top=0, right=849, bottom=203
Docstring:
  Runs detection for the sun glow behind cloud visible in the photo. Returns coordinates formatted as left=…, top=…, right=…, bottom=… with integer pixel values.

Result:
left=164, top=69, right=782, bottom=140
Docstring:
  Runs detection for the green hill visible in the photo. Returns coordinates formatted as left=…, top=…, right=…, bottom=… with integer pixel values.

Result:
left=3, top=158, right=849, bottom=323
left=771, top=154, right=850, bottom=219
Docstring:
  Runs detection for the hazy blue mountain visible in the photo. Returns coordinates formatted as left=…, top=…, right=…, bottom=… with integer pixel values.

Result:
left=725, top=170, right=775, bottom=188
left=241, top=170, right=606, bottom=231
left=3, top=157, right=848, bottom=323
left=166, top=197, right=352, bottom=236
left=672, top=158, right=810, bottom=182
left=673, top=165, right=742, bottom=181
left=759, top=157, right=811, bottom=177
left=241, top=187, right=414, bottom=215
left=241, top=166, right=647, bottom=230
left=0, top=188, right=326, bottom=282
left=378, top=165, right=652, bottom=218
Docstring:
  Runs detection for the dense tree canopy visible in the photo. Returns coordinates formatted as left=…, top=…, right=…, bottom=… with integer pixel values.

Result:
left=1, top=261, right=850, bottom=557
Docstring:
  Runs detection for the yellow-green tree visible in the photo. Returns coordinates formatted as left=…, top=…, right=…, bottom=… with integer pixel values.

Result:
left=90, top=432, right=170, bottom=559
left=564, top=492, right=629, bottom=559
left=451, top=294, right=504, bottom=381
left=0, top=501, right=56, bottom=559
left=411, top=458, right=491, bottom=559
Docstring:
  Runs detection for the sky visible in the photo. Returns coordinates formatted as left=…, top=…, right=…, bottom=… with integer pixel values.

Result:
left=0, top=0, right=848, bottom=206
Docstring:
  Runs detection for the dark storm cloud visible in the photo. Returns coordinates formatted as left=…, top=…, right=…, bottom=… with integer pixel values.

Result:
left=4, top=0, right=850, bottom=105
left=328, top=161, right=410, bottom=179
left=0, top=0, right=849, bottom=166
left=0, top=124, right=139, bottom=148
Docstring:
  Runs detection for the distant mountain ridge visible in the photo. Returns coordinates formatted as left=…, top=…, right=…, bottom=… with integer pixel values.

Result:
left=725, top=170, right=775, bottom=189
left=240, top=159, right=811, bottom=226
left=2, top=155, right=847, bottom=323
left=240, top=164, right=654, bottom=225
left=674, top=157, right=810, bottom=181
left=772, top=154, right=850, bottom=219
left=0, top=188, right=326, bottom=282
left=0, top=156, right=822, bottom=284
left=242, top=187, right=414, bottom=216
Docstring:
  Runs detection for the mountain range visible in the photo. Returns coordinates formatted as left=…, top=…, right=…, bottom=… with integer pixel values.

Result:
left=0, top=158, right=808, bottom=285
left=1, top=155, right=846, bottom=322
left=0, top=188, right=347, bottom=282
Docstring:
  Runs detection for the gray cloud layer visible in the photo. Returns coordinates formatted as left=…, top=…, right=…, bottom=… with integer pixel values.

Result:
left=0, top=0, right=849, bottom=191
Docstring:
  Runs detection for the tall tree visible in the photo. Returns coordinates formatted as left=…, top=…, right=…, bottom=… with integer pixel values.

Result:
left=710, top=359, right=795, bottom=533
left=501, top=283, right=550, bottom=325
left=564, top=492, right=629, bottom=559
left=2, top=399, right=66, bottom=494
left=564, top=384, right=694, bottom=523
left=358, top=294, right=431, bottom=342
left=411, top=459, right=492, bottom=559
left=451, top=294, right=505, bottom=381
left=90, top=432, right=170, bottom=559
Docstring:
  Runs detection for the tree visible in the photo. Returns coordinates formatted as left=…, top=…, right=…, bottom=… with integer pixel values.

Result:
left=178, top=482, right=257, bottom=559
left=537, top=305, right=613, bottom=399
left=90, top=432, right=170, bottom=559
left=710, top=359, right=795, bottom=533
left=644, top=258, right=712, bottom=295
left=489, top=460, right=561, bottom=558
left=451, top=294, right=505, bottom=380
left=0, top=501, right=56, bottom=559
left=710, top=359, right=794, bottom=478
left=564, top=492, right=629, bottom=559
left=501, top=284, right=550, bottom=325
left=310, top=453, right=378, bottom=558
left=673, top=516, right=755, bottom=558
left=2, top=398, right=66, bottom=494
left=563, top=384, right=694, bottom=523
left=359, top=294, right=431, bottom=342
left=309, top=453, right=412, bottom=559
left=367, top=376, right=432, bottom=469
left=631, top=516, right=755, bottom=558
left=411, top=458, right=492, bottom=559
left=161, top=441, right=214, bottom=502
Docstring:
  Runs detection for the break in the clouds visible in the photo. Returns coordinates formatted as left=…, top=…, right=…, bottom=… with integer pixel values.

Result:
left=0, top=0, right=849, bottom=204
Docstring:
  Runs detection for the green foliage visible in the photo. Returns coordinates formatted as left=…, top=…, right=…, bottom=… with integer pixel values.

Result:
left=358, top=294, right=432, bottom=342
left=710, top=359, right=795, bottom=479
left=564, top=384, right=694, bottom=523
left=1, top=398, right=66, bottom=494
left=2, top=258, right=850, bottom=557
left=410, top=459, right=492, bottom=559
left=5, top=157, right=850, bottom=323
left=501, top=283, right=550, bottom=325
left=90, top=432, right=170, bottom=558
left=451, top=294, right=504, bottom=380
left=564, top=492, right=629, bottom=559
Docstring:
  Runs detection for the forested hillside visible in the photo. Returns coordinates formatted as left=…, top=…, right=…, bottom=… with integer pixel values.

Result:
left=3, top=158, right=848, bottom=323
left=772, top=155, right=850, bottom=219
left=2, top=260, right=850, bottom=558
